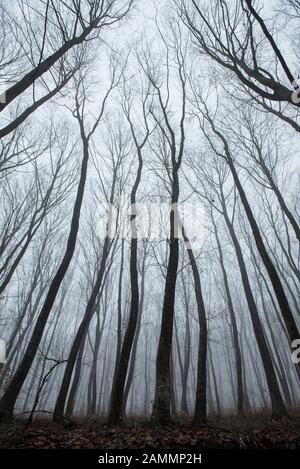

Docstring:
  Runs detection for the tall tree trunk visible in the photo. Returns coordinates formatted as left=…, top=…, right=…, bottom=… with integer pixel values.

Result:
left=208, top=342, right=221, bottom=418
left=246, top=337, right=268, bottom=409
left=212, top=214, right=244, bottom=414
left=152, top=195, right=180, bottom=422
left=181, top=278, right=191, bottom=415
left=170, top=353, right=177, bottom=417
left=87, top=311, right=102, bottom=417
left=108, top=144, right=143, bottom=425
left=65, top=336, right=86, bottom=418
left=122, top=244, right=147, bottom=415
left=113, top=240, right=125, bottom=383
left=174, top=316, right=187, bottom=413
left=181, top=226, right=208, bottom=423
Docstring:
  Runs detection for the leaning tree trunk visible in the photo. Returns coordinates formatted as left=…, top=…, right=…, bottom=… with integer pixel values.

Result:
left=221, top=196, right=287, bottom=418
left=0, top=135, right=90, bottom=422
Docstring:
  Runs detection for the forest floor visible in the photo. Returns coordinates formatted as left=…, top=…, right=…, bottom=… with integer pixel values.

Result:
left=0, top=412, right=300, bottom=449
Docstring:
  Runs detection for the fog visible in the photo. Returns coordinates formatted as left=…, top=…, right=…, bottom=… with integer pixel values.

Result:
left=0, top=0, right=299, bottom=429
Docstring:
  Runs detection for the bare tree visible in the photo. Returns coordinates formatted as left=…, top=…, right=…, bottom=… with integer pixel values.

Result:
left=135, top=18, right=188, bottom=423
left=108, top=73, right=152, bottom=425
left=53, top=112, right=130, bottom=422
left=0, top=0, right=133, bottom=118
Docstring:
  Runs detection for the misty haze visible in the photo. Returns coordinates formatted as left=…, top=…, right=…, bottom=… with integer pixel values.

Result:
left=0, top=0, right=300, bottom=456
